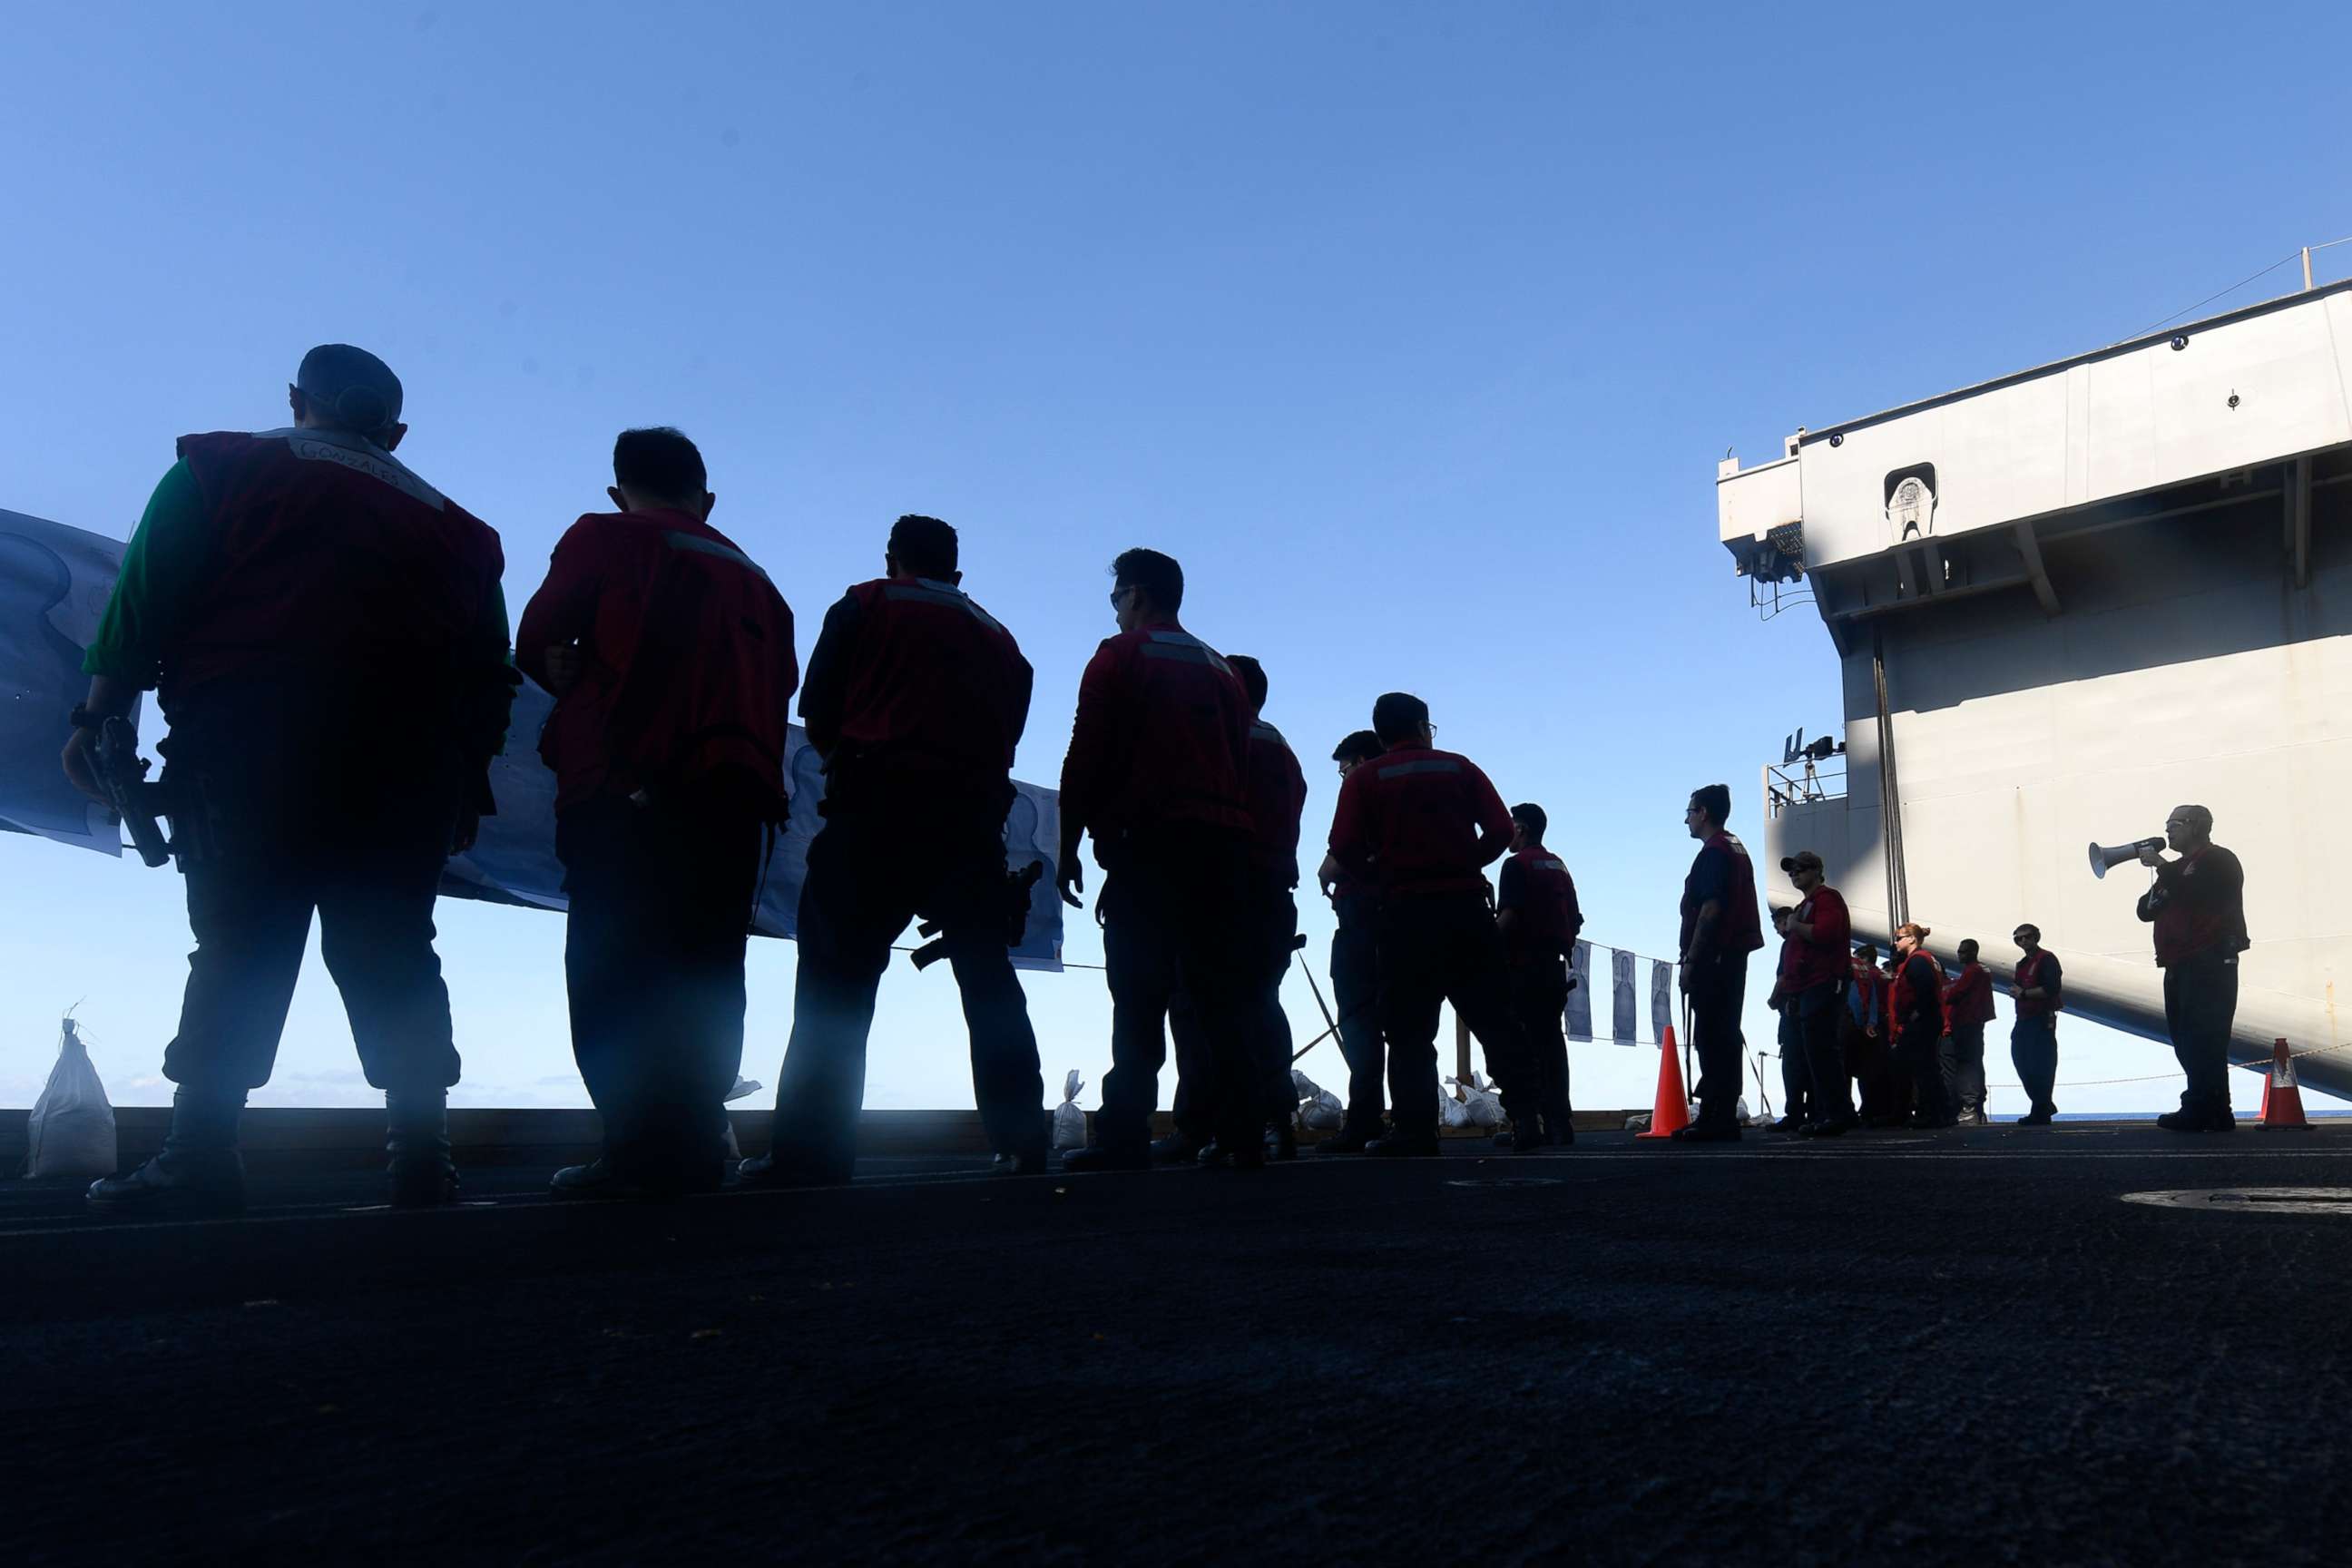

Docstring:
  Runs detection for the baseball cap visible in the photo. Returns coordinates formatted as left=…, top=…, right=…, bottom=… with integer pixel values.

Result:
left=296, top=344, right=403, bottom=434
left=1780, top=849, right=1824, bottom=874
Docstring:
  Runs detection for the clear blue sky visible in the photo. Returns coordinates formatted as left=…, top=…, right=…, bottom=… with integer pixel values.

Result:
left=5, top=2, right=2347, bottom=1115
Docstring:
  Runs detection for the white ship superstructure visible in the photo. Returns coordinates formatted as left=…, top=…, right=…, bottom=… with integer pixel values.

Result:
left=1715, top=279, right=2352, bottom=1097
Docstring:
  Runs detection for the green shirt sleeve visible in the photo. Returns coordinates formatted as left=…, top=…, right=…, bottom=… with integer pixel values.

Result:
left=487, top=579, right=514, bottom=676
left=82, top=459, right=211, bottom=687
left=484, top=576, right=517, bottom=754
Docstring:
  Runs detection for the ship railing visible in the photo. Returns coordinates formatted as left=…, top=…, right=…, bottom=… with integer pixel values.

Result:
left=1765, top=757, right=1845, bottom=818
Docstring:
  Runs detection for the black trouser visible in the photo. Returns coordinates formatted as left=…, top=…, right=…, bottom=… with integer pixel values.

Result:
left=1776, top=1005, right=1808, bottom=1122
left=1096, top=826, right=1258, bottom=1155
left=1167, top=991, right=1214, bottom=1146
left=1896, top=1018, right=1949, bottom=1125
left=2164, top=951, right=2239, bottom=1116
left=157, top=710, right=463, bottom=1106
left=560, top=795, right=760, bottom=1184
left=1330, top=895, right=1386, bottom=1134
left=1797, top=981, right=1852, bottom=1122
left=1948, top=1021, right=1988, bottom=1121
left=1847, top=1014, right=1896, bottom=1122
left=1253, top=885, right=1299, bottom=1127
left=2011, top=1014, right=2058, bottom=1116
left=1379, top=892, right=1531, bottom=1138
left=1684, top=954, right=1748, bottom=1127
left=769, top=802, right=1045, bottom=1180
left=1169, top=878, right=1297, bottom=1143
left=1507, top=959, right=1574, bottom=1139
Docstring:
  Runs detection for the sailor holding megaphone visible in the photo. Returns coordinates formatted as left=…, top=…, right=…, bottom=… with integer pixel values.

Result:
left=2092, top=807, right=2249, bottom=1132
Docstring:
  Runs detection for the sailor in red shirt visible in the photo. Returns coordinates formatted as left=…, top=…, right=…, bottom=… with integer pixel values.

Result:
left=747, top=514, right=1046, bottom=1185
left=75, top=346, right=515, bottom=1217
left=1057, top=548, right=1260, bottom=1171
left=1158, top=655, right=1308, bottom=1165
left=1843, top=942, right=1899, bottom=1124
left=1314, top=730, right=1391, bottom=1151
left=1495, top=803, right=1582, bottom=1149
left=2133, top=805, right=2250, bottom=1132
left=1943, top=938, right=1997, bottom=1125
left=1675, top=784, right=1766, bottom=1139
left=515, top=428, right=798, bottom=1199
left=1889, top=922, right=1954, bottom=1128
left=2009, top=923, right=2064, bottom=1124
left=1766, top=908, right=1808, bottom=1131
left=1326, top=692, right=1531, bottom=1155
left=1206, top=655, right=1309, bottom=1162
left=1152, top=653, right=1317, bottom=1165
left=1781, top=849, right=1857, bottom=1136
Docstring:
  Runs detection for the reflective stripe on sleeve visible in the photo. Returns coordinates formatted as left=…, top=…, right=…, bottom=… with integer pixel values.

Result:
left=664, top=531, right=771, bottom=583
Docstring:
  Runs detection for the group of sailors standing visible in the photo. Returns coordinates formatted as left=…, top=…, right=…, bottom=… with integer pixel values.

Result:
left=1719, top=808, right=2249, bottom=1140
left=56, top=344, right=1595, bottom=1212
left=55, top=345, right=2254, bottom=1217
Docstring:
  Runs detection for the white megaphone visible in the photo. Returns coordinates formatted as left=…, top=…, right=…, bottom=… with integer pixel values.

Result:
left=2088, top=837, right=2164, bottom=879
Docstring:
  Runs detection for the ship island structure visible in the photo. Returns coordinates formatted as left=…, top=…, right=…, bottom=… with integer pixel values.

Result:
left=1715, top=276, right=2352, bottom=1098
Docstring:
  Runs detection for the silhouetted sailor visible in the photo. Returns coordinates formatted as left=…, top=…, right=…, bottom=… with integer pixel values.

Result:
left=517, top=428, right=796, bottom=1199
left=1224, top=653, right=1308, bottom=1162
left=1781, top=848, right=1857, bottom=1137
left=1944, top=938, right=1994, bottom=1124
left=1766, top=907, right=1808, bottom=1132
left=1674, top=783, right=1763, bottom=1141
left=1164, top=652, right=1307, bottom=1166
left=746, top=514, right=1048, bottom=1184
left=2009, top=924, right=2063, bottom=1124
left=1313, top=730, right=1390, bottom=1152
left=1058, top=549, right=1261, bottom=1172
left=1326, top=693, right=1530, bottom=1156
left=1495, top=802, right=1580, bottom=1149
left=1844, top=941, right=1897, bottom=1126
left=68, top=346, right=515, bottom=1214
left=1889, top=923, right=1952, bottom=1128
left=2136, top=805, right=2249, bottom=1132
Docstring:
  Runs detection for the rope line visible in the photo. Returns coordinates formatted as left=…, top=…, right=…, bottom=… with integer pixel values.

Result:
left=1763, top=1036, right=2352, bottom=1093
left=888, top=943, right=1105, bottom=972
left=2122, top=235, right=2351, bottom=342
left=2124, top=252, right=2300, bottom=340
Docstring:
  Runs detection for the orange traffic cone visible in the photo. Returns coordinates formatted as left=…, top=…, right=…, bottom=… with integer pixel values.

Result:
left=2259, top=1038, right=2312, bottom=1130
left=1638, top=1025, right=1691, bottom=1139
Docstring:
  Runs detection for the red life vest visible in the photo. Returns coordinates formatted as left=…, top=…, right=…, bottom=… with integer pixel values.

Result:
left=1504, top=845, right=1583, bottom=964
left=1242, top=718, right=1308, bottom=887
left=169, top=428, right=505, bottom=722
left=2014, top=949, right=2063, bottom=1017
left=1945, top=962, right=1996, bottom=1026
left=1785, top=886, right=1853, bottom=990
left=1327, top=747, right=1513, bottom=898
left=1847, top=956, right=1888, bottom=1030
left=1059, top=622, right=1253, bottom=848
left=519, top=510, right=796, bottom=817
left=1690, top=831, right=1766, bottom=956
left=828, top=576, right=1030, bottom=807
left=1769, top=931, right=1798, bottom=1005
left=1894, top=949, right=1947, bottom=1033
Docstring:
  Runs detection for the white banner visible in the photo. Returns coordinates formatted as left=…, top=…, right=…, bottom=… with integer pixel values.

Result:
left=1566, top=940, right=1593, bottom=1040
left=0, top=505, right=1066, bottom=966
left=1611, top=948, right=1636, bottom=1044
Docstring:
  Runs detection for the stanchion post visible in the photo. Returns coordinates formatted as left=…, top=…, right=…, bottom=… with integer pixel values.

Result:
left=1681, top=997, right=1694, bottom=1097
left=1295, top=948, right=1339, bottom=1051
